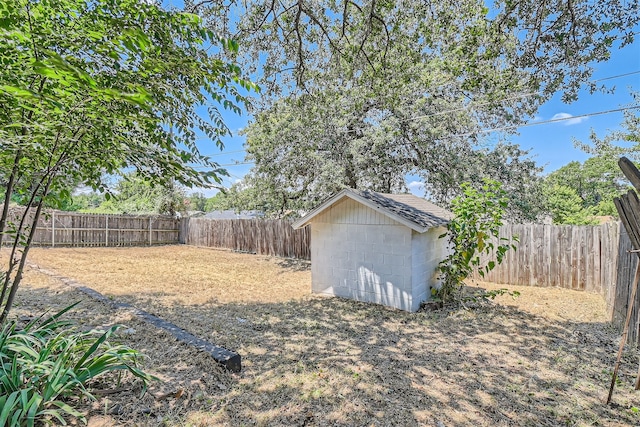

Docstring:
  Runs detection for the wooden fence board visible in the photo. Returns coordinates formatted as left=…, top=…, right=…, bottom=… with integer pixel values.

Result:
left=180, top=218, right=311, bottom=260
left=1, top=207, right=179, bottom=247
left=472, top=223, right=620, bottom=310
left=5, top=205, right=640, bottom=344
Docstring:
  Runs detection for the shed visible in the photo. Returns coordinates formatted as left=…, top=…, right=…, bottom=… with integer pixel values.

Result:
left=292, top=189, right=453, bottom=312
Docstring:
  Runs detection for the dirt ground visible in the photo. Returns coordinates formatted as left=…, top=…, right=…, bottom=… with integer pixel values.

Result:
left=9, top=245, right=640, bottom=426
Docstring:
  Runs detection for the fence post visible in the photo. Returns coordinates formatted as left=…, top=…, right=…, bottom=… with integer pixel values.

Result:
left=105, top=215, right=109, bottom=247
left=51, top=211, right=55, bottom=247
left=149, top=217, right=152, bottom=246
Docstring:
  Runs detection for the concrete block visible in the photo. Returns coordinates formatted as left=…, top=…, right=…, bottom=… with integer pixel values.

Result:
left=342, top=239, right=356, bottom=252
left=347, top=269, right=357, bottom=281
left=366, top=227, right=384, bottom=244
left=388, top=244, right=408, bottom=255
left=353, top=232, right=369, bottom=246
left=336, top=256, right=354, bottom=270
left=383, top=230, right=406, bottom=246
left=391, top=264, right=409, bottom=277
left=388, top=274, right=406, bottom=289
left=383, top=253, right=405, bottom=267
left=353, top=251, right=366, bottom=262
left=332, top=267, right=349, bottom=280
left=333, top=286, right=350, bottom=298
left=365, top=251, right=385, bottom=266
left=330, top=250, right=349, bottom=261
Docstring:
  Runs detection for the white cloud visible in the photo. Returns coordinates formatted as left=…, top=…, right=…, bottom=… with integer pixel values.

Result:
left=407, top=181, right=425, bottom=196
left=551, top=112, right=588, bottom=126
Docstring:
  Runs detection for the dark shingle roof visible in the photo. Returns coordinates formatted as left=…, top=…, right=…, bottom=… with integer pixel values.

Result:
left=292, top=188, right=453, bottom=232
left=353, top=189, right=453, bottom=229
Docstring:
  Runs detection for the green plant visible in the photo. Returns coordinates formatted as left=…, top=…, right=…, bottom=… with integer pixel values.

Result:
left=0, top=0, right=256, bottom=322
left=0, top=303, right=154, bottom=426
left=435, top=179, right=518, bottom=303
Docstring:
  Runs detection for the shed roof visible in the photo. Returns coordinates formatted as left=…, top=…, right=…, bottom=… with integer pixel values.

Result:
left=291, top=189, right=453, bottom=233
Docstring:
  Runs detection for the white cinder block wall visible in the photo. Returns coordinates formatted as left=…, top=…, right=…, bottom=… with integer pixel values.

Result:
left=310, top=198, right=446, bottom=312
left=410, top=227, right=449, bottom=310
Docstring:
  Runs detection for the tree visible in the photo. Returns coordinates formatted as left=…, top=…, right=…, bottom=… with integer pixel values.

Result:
left=91, top=173, right=188, bottom=216
left=187, top=192, right=208, bottom=212
left=242, top=93, right=544, bottom=219
left=543, top=157, right=627, bottom=222
left=205, top=192, right=230, bottom=212
left=192, top=0, right=635, bottom=219
left=190, top=0, right=638, bottom=103
left=542, top=183, right=597, bottom=225
left=0, top=0, right=256, bottom=322
left=543, top=103, right=639, bottom=224
left=203, top=182, right=273, bottom=214
left=575, top=96, right=640, bottom=166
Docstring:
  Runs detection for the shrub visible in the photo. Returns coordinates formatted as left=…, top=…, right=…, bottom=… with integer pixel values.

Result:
left=0, top=303, right=153, bottom=426
left=435, top=179, right=518, bottom=304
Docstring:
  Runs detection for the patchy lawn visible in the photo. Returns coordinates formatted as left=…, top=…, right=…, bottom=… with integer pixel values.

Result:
left=9, top=245, right=640, bottom=426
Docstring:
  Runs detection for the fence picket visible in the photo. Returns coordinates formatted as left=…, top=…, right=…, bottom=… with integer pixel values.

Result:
left=0, top=207, right=179, bottom=247
left=181, top=218, right=311, bottom=260
left=5, top=206, right=640, bottom=344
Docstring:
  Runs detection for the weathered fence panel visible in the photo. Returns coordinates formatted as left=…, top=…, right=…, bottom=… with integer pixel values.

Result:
left=180, top=218, right=311, bottom=259
left=476, top=222, right=620, bottom=295
left=612, top=227, right=640, bottom=344
left=1, top=208, right=179, bottom=247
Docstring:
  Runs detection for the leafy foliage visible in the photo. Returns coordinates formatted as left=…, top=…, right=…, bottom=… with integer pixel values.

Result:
left=192, top=0, right=638, bottom=103
left=190, top=0, right=635, bottom=220
left=0, top=304, right=153, bottom=426
left=436, top=179, right=517, bottom=303
left=0, top=0, right=255, bottom=321
left=90, top=173, right=187, bottom=216
left=543, top=183, right=598, bottom=225
left=543, top=105, right=638, bottom=224
left=187, top=192, right=208, bottom=212
left=241, top=90, right=544, bottom=219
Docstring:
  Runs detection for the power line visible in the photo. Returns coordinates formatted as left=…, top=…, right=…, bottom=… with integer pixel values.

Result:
left=596, top=70, right=640, bottom=82
left=396, top=70, right=640, bottom=126
left=453, top=105, right=640, bottom=138
left=191, top=70, right=639, bottom=148
left=190, top=161, right=254, bottom=170
left=200, top=149, right=247, bottom=157
left=189, top=106, right=638, bottom=170
left=185, top=70, right=639, bottom=169
left=217, top=161, right=253, bottom=166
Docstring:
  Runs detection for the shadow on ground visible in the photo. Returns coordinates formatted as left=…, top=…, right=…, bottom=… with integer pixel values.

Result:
left=274, top=257, right=311, bottom=272
left=14, top=275, right=640, bottom=427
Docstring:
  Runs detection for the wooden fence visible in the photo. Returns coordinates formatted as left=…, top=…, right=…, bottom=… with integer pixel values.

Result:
left=475, top=222, right=620, bottom=302
left=471, top=222, right=640, bottom=345
left=2, top=208, right=180, bottom=247
left=180, top=218, right=311, bottom=259
left=6, top=205, right=640, bottom=343
left=612, top=227, right=640, bottom=345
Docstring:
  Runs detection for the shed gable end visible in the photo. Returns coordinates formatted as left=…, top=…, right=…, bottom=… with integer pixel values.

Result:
left=313, top=198, right=402, bottom=226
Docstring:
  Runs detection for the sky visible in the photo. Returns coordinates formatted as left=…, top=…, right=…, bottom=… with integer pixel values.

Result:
left=194, top=34, right=640, bottom=198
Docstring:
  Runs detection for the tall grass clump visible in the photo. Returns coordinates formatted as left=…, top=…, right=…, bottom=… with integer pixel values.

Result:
left=0, top=303, right=153, bottom=426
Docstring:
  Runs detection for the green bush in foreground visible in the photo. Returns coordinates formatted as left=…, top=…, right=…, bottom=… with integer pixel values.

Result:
left=0, top=304, right=153, bottom=426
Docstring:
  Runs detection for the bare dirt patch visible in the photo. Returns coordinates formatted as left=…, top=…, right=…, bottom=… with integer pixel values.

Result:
left=10, top=245, right=640, bottom=426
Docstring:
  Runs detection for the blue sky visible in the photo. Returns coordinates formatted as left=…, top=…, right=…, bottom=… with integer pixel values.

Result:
left=195, top=34, right=640, bottom=197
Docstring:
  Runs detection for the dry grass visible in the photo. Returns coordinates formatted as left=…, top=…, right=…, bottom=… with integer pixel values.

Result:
left=7, top=245, right=640, bottom=426
left=27, top=246, right=310, bottom=305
